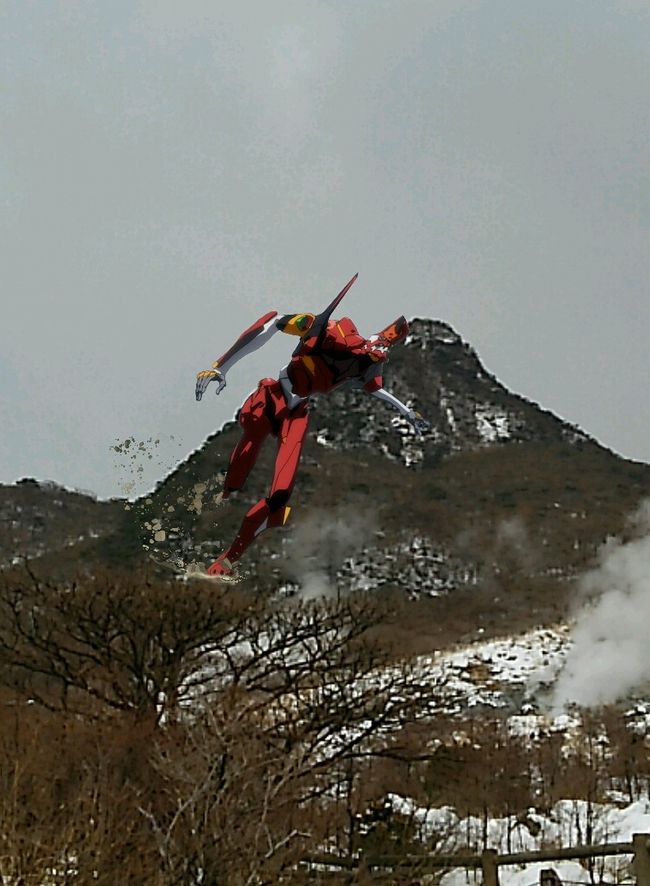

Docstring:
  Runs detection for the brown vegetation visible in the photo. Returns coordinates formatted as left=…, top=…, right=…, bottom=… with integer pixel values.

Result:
left=0, top=566, right=436, bottom=884
left=0, top=565, right=648, bottom=883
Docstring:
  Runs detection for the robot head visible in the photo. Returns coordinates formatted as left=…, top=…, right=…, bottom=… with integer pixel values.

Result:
left=376, top=316, right=409, bottom=346
left=366, top=316, right=409, bottom=362
left=276, top=312, right=316, bottom=337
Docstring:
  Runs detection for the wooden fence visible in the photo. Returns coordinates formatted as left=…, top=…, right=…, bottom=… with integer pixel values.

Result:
left=302, top=833, right=650, bottom=884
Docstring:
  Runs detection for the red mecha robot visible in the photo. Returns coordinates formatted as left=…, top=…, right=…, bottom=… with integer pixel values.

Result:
left=195, top=274, right=429, bottom=579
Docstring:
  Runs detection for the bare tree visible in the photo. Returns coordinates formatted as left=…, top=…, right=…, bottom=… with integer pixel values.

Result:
left=136, top=597, right=436, bottom=883
left=0, top=705, right=162, bottom=884
left=0, top=565, right=439, bottom=882
left=0, top=565, right=262, bottom=721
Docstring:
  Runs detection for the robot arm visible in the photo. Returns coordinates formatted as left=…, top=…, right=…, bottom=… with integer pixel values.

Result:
left=362, top=371, right=430, bottom=436
left=196, top=311, right=279, bottom=401
left=371, top=387, right=430, bottom=436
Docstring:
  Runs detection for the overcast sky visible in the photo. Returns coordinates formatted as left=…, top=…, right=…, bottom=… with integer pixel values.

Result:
left=2, top=0, right=649, bottom=499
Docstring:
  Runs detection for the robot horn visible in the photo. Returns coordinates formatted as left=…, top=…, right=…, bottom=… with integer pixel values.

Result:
left=311, top=273, right=359, bottom=344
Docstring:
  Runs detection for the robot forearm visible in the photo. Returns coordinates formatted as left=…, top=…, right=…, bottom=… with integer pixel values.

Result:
left=370, top=387, right=412, bottom=418
left=370, top=388, right=430, bottom=436
left=196, top=310, right=278, bottom=402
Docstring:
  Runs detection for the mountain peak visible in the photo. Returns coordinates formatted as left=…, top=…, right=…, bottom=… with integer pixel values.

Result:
left=406, top=317, right=464, bottom=348
left=307, top=316, right=592, bottom=467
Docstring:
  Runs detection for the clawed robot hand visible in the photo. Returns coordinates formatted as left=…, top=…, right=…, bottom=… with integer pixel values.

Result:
left=406, top=410, right=430, bottom=436
left=195, top=368, right=226, bottom=401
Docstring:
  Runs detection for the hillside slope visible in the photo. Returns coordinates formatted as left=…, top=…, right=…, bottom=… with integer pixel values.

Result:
left=4, top=318, right=649, bottom=650
left=103, top=319, right=650, bottom=646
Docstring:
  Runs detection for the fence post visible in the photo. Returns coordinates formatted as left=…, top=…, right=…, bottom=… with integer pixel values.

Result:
left=481, top=849, right=499, bottom=886
left=633, top=833, right=650, bottom=886
left=540, top=869, right=563, bottom=886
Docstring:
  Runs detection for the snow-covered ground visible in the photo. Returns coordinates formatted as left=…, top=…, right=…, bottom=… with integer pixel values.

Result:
left=177, top=622, right=574, bottom=723
left=364, top=627, right=650, bottom=885
left=388, top=796, right=650, bottom=886
left=414, top=625, right=571, bottom=716
left=169, top=616, right=649, bottom=884
left=444, top=859, right=609, bottom=886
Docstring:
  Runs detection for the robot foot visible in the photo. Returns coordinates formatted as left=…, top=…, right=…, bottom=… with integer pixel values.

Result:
left=204, top=555, right=237, bottom=581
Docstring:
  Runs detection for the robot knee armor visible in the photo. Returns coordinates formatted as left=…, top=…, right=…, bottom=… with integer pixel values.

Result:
left=267, top=489, right=290, bottom=512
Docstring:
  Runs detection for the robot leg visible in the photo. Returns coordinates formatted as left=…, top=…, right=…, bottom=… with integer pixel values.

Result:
left=267, top=402, right=310, bottom=519
left=221, top=379, right=274, bottom=496
left=207, top=402, right=309, bottom=575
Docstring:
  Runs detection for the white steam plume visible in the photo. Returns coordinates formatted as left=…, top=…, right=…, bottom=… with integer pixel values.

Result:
left=551, top=500, right=650, bottom=710
left=283, top=509, right=373, bottom=601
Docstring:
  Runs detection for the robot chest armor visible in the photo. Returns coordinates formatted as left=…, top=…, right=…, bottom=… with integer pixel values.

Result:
left=318, top=352, right=362, bottom=385
left=287, top=320, right=373, bottom=395
left=289, top=350, right=364, bottom=395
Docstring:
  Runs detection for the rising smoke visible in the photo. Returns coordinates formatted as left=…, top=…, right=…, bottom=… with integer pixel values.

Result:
left=551, top=499, right=650, bottom=710
left=495, top=515, right=541, bottom=572
left=282, top=509, right=374, bottom=600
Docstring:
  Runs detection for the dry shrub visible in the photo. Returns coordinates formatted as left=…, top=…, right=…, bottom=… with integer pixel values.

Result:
left=0, top=566, right=437, bottom=883
left=0, top=705, right=161, bottom=884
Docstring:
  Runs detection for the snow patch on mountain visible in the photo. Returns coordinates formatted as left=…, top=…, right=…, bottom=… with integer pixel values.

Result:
left=337, top=535, right=478, bottom=597
left=415, top=626, right=570, bottom=714
left=476, top=406, right=511, bottom=443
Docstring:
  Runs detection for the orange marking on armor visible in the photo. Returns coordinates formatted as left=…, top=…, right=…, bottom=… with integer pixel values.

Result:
left=336, top=322, right=345, bottom=339
left=301, top=355, right=316, bottom=375
left=282, top=506, right=291, bottom=525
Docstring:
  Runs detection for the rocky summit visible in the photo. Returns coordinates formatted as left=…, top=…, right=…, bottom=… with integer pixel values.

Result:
left=307, top=318, right=589, bottom=467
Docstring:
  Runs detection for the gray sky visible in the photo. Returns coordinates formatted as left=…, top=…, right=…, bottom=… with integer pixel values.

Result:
left=2, top=0, right=649, bottom=500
